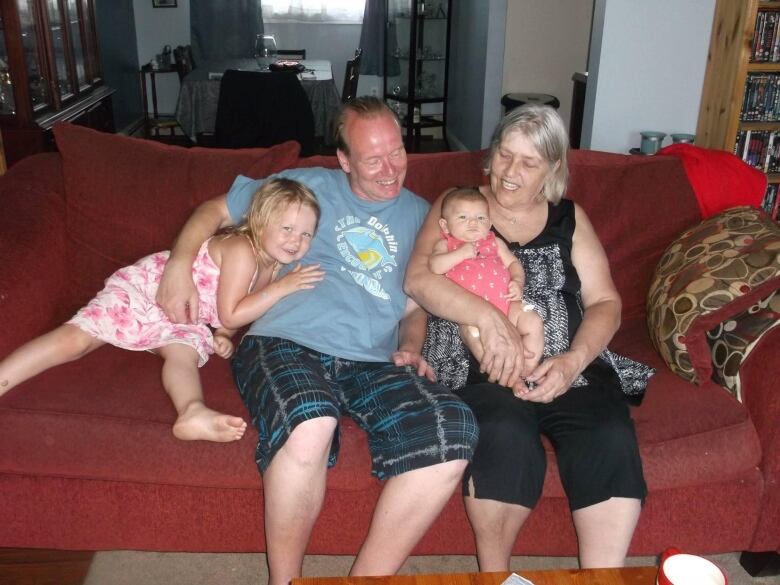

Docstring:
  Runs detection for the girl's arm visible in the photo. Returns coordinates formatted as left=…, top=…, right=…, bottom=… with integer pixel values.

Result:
left=496, top=238, right=525, bottom=301
left=429, top=238, right=475, bottom=275
left=216, top=237, right=324, bottom=330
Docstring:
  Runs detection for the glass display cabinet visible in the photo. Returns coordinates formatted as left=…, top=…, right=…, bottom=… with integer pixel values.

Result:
left=384, top=0, right=451, bottom=151
left=0, top=0, right=113, bottom=166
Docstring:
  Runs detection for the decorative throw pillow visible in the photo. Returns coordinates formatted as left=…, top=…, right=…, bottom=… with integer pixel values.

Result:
left=53, top=123, right=300, bottom=307
left=647, top=206, right=780, bottom=387
left=707, top=290, right=780, bottom=400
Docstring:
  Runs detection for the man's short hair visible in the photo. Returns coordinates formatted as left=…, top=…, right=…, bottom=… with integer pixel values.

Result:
left=334, top=96, right=399, bottom=155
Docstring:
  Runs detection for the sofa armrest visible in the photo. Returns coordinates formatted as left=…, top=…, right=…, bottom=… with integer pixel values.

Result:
left=0, top=154, right=68, bottom=357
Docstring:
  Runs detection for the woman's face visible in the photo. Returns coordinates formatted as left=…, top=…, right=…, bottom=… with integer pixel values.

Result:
left=489, top=130, right=553, bottom=207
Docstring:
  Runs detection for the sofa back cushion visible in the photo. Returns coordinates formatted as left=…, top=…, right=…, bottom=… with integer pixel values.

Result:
left=53, top=123, right=300, bottom=308
left=566, top=150, right=701, bottom=320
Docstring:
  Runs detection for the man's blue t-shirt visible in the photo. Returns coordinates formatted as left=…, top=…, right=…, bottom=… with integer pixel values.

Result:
left=225, top=168, right=430, bottom=362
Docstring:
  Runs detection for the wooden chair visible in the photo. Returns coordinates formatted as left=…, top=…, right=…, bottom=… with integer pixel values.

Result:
left=276, top=49, right=306, bottom=60
left=341, top=48, right=362, bottom=103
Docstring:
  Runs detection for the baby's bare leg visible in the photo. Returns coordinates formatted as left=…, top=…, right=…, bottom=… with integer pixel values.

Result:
left=0, top=324, right=104, bottom=397
left=157, top=343, right=247, bottom=442
left=508, top=302, right=545, bottom=374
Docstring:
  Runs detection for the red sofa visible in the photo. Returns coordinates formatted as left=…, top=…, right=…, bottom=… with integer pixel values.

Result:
left=1, top=124, right=778, bottom=562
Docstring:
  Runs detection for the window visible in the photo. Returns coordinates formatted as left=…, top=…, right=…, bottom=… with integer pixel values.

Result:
left=262, top=0, right=365, bottom=23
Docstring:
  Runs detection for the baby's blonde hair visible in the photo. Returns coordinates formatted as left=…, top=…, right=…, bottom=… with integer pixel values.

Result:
left=230, top=178, right=320, bottom=259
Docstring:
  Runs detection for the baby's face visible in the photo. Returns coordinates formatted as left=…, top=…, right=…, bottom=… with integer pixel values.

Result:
left=440, top=199, right=492, bottom=242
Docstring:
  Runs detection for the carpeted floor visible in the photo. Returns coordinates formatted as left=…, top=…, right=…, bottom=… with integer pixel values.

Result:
left=83, top=551, right=778, bottom=585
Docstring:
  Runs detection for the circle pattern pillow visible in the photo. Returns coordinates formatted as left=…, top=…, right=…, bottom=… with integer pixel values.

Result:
left=646, top=206, right=780, bottom=385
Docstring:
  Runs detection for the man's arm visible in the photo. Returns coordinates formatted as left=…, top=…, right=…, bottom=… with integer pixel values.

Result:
left=392, top=298, right=436, bottom=381
left=157, top=195, right=233, bottom=324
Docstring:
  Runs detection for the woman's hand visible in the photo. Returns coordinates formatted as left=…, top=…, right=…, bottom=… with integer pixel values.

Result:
left=392, top=350, right=437, bottom=382
left=466, top=313, right=528, bottom=389
left=519, top=351, right=584, bottom=403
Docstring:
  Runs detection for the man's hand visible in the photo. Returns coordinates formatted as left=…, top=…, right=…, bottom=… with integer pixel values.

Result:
left=392, top=350, right=437, bottom=382
left=157, top=257, right=199, bottom=324
left=519, top=351, right=583, bottom=403
left=212, top=333, right=235, bottom=359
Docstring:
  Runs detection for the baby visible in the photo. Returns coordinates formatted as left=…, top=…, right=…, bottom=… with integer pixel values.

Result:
left=430, top=187, right=545, bottom=375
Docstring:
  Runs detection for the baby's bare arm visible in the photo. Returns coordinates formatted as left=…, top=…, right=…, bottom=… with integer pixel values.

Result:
left=429, top=238, right=475, bottom=274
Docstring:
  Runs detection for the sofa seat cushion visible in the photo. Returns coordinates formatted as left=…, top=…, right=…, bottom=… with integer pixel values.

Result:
left=0, top=318, right=759, bottom=502
left=52, top=124, right=301, bottom=310
left=0, top=346, right=378, bottom=494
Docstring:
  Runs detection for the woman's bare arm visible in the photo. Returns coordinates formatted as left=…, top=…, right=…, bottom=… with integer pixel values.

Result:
left=404, top=192, right=527, bottom=388
left=157, top=195, right=233, bottom=324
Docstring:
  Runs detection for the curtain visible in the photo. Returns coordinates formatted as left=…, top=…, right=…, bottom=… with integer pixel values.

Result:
left=190, top=0, right=264, bottom=62
left=359, top=0, right=398, bottom=76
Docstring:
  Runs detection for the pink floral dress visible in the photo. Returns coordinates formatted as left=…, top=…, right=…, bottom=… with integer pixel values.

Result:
left=67, top=239, right=223, bottom=366
left=444, top=231, right=511, bottom=315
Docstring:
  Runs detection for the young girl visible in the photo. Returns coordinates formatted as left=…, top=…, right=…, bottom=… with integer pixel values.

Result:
left=429, top=187, right=545, bottom=374
left=0, top=178, right=324, bottom=443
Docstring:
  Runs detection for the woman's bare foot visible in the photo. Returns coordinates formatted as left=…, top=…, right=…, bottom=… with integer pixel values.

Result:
left=172, top=402, right=247, bottom=442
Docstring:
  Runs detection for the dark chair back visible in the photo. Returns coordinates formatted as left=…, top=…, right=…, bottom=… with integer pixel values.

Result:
left=341, top=48, right=362, bottom=103
left=277, top=49, right=307, bottom=60
left=213, top=69, right=316, bottom=156
left=173, top=45, right=196, bottom=81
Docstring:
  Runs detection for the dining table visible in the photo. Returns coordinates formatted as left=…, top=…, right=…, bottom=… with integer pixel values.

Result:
left=175, top=58, right=341, bottom=145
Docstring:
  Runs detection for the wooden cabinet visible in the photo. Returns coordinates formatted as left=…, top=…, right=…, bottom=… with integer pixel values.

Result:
left=384, top=0, right=451, bottom=151
left=697, top=0, right=780, bottom=219
left=0, top=0, right=114, bottom=166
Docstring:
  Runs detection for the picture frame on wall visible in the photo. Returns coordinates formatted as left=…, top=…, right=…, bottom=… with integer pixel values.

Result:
left=153, top=0, right=177, bottom=7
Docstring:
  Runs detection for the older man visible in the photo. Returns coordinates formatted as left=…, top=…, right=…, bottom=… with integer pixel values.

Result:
left=156, top=97, right=478, bottom=585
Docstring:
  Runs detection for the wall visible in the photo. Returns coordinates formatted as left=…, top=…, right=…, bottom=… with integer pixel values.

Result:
left=447, top=0, right=507, bottom=151
left=501, top=1, right=593, bottom=134
left=132, top=0, right=191, bottom=115
left=583, top=0, right=716, bottom=153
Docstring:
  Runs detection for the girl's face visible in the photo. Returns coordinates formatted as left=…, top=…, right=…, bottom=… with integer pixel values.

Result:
left=489, top=130, right=553, bottom=208
left=439, top=199, right=491, bottom=242
left=261, top=203, right=318, bottom=264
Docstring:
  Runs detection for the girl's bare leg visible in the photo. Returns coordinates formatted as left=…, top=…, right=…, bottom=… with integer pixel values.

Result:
left=0, top=324, right=104, bottom=397
left=157, top=344, right=247, bottom=442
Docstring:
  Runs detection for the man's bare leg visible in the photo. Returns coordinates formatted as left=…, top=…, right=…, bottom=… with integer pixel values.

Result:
left=463, top=486, right=532, bottom=571
left=573, top=497, right=641, bottom=568
left=263, top=417, right=338, bottom=585
left=350, top=459, right=468, bottom=576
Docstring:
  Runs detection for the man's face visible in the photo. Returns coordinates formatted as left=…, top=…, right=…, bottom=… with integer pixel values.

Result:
left=337, top=112, right=408, bottom=202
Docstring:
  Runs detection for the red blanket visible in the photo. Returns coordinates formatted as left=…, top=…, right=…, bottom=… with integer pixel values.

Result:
left=657, top=143, right=767, bottom=219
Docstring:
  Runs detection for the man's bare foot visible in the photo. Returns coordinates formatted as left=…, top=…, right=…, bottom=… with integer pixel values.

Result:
left=173, top=402, right=247, bottom=442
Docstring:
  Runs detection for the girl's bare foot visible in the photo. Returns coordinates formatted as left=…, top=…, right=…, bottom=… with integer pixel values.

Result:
left=173, top=402, right=247, bottom=442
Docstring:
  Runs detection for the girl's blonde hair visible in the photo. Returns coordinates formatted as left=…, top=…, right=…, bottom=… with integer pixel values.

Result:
left=230, top=178, right=320, bottom=259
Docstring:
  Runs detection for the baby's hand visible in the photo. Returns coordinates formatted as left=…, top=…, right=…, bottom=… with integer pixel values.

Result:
left=460, top=241, right=478, bottom=260
left=213, top=334, right=235, bottom=359
left=276, top=263, right=325, bottom=297
left=504, top=280, right=523, bottom=301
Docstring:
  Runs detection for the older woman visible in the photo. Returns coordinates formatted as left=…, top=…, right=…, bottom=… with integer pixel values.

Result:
left=404, top=105, right=652, bottom=570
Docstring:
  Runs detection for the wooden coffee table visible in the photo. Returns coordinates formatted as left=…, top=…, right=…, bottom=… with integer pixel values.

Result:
left=293, top=566, right=658, bottom=585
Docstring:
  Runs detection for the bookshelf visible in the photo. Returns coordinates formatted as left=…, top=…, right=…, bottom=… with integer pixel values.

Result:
left=697, top=0, right=780, bottom=220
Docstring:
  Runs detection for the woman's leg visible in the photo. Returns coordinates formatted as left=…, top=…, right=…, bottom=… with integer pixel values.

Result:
left=464, top=489, right=532, bottom=571
left=0, top=324, right=104, bottom=397
left=457, top=383, right=546, bottom=571
left=157, top=343, right=246, bottom=442
left=573, top=497, right=641, bottom=568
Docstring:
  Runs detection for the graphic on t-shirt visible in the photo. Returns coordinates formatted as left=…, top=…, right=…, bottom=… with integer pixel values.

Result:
left=335, top=215, right=398, bottom=300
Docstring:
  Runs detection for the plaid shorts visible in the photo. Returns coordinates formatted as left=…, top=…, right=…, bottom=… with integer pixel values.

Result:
left=231, top=336, right=478, bottom=479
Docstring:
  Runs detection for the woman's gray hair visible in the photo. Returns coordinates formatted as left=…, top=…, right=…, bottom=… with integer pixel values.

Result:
left=486, top=104, right=569, bottom=204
